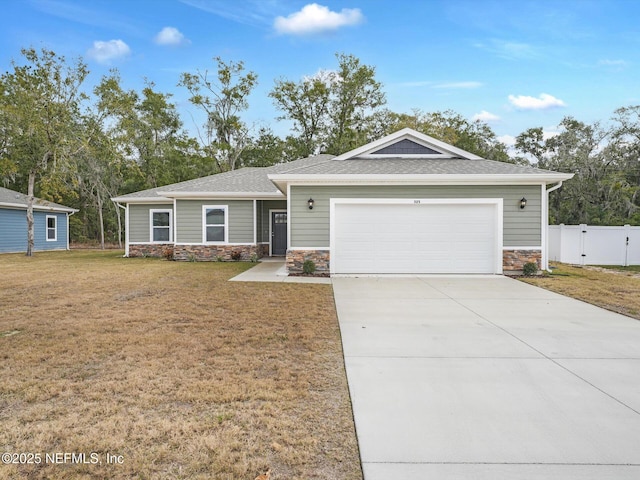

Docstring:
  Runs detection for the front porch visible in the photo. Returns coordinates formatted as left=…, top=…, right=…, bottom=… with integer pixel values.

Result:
left=229, top=258, right=331, bottom=284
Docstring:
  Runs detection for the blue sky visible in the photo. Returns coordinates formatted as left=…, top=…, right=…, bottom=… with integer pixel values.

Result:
left=2, top=0, right=639, bottom=147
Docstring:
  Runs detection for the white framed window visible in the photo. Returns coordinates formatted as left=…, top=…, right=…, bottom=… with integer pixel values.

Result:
left=203, top=205, right=228, bottom=244
left=46, top=215, right=57, bottom=241
left=150, top=209, right=172, bottom=243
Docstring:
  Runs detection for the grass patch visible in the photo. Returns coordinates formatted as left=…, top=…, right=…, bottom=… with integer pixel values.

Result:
left=596, top=264, right=640, bottom=273
left=0, top=250, right=362, bottom=480
left=520, top=262, right=640, bottom=320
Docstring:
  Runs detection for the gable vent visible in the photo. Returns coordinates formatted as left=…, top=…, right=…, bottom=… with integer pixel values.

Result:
left=371, top=139, right=441, bottom=155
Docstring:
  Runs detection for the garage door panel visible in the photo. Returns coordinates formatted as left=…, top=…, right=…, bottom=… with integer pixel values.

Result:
left=333, top=202, right=499, bottom=274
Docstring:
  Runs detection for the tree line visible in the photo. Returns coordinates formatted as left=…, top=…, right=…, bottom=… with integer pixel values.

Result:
left=1, top=48, right=639, bottom=252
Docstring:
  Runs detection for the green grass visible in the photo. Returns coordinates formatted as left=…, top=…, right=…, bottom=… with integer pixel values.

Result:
left=596, top=264, right=640, bottom=273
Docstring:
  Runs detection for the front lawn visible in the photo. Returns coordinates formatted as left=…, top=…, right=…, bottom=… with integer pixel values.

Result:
left=596, top=264, right=640, bottom=273
left=0, top=250, right=362, bottom=480
left=520, top=262, right=640, bottom=320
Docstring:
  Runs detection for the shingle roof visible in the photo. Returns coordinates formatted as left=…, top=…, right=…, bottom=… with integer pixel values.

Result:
left=112, top=152, right=570, bottom=203
left=277, top=157, right=556, bottom=176
left=0, top=186, right=77, bottom=212
left=112, top=154, right=334, bottom=200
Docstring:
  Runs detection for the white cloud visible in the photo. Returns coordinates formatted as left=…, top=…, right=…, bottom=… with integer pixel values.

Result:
left=473, top=110, right=500, bottom=122
left=497, top=134, right=516, bottom=147
left=433, top=81, right=483, bottom=89
left=598, top=59, right=628, bottom=71
left=599, top=59, right=627, bottom=67
left=274, top=3, right=363, bottom=35
left=542, top=127, right=561, bottom=140
left=474, top=39, right=538, bottom=60
left=303, top=68, right=340, bottom=85
left=87, top=39, right=130, bottom=64
left=154, top=26, right=190, bottom=46
left=508, top=93, right=566, bottom=110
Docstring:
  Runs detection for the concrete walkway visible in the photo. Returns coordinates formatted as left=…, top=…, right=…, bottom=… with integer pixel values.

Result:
left=332, top=276, right=640, bottom=479
left=229, top=259, right=331, bottom=284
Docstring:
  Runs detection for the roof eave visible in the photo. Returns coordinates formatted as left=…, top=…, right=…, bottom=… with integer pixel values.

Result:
left=268, top=173, right=575, bottom=189
left=110, top=196, right=173, bottom=204
left=0, top=201, right=78, bottom=213
left=156, top=191, right=285, bottom=199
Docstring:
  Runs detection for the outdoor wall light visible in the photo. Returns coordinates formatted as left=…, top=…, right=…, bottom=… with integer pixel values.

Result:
left=308, top=198, right=315, bottom=210
left=520, top=197, right=527, bottom=209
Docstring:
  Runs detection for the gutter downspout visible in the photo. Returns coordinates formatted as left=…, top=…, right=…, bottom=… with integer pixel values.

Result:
left=115, top=202, right=128, bottom=257
left=544, top=181, right=564, bottom=272
left=67, top=210, right=76, bottom=251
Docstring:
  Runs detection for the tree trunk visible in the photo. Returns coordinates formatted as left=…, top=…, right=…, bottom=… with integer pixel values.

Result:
left=26, top=171, right=36, bottom=257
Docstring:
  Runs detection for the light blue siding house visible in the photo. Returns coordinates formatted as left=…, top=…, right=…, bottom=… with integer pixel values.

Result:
left=0, top=186, right=77, bottom=253
left=113, top=128, right=573, bottom=275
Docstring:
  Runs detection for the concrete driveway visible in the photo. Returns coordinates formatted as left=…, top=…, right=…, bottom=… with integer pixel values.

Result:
left=332, top=276, right=640, bottom=479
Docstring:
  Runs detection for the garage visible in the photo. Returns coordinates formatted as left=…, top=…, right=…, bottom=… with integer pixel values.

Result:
left=331, top=199, right=503, bottom=274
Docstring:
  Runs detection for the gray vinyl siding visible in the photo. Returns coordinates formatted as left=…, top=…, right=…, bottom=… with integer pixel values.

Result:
left=129, top=204, right=173, bottom=243
left=290, top=185, right=542, bottom=247
left=176, top=200, right=254, bottom=244
left=257, top=200, right=287, bottom=243
left=0, top=208, right=68, bottom=253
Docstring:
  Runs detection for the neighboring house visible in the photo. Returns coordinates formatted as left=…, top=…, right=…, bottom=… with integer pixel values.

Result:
left=0, top=186, right=77, bottom=253
left=112, top=128, right=573, bottom=275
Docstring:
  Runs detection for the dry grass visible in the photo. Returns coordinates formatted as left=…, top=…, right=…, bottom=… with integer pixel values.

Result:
left=0, top=250, right=362, bottom=480
left=520, top=262, right=640, bottom=320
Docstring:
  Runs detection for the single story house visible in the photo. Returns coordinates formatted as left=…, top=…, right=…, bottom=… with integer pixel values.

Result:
left=112, top=128, right=574, bottom=275
left=0, top=186, right=77, bottom=253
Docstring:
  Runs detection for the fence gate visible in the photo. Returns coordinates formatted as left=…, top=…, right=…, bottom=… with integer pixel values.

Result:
left=549, top=224, right=639, bottom=266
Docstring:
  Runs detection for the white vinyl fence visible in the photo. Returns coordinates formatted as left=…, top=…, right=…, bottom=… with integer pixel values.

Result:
left=549, top=224, right=640, bottom=266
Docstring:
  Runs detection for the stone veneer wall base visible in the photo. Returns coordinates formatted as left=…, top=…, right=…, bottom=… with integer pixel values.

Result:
left=129, top=244, right=544, bottom=276
left=173, top=244, right=261, bottom=262
left=258, top=243, right=270, bottom=257
left=129, top=244, right=174, bottom=259
left=128, top=244, right=263, bottom=262
left=286, top=249, right=330, bottom=275
left=503, top=249, right=542, bottom=275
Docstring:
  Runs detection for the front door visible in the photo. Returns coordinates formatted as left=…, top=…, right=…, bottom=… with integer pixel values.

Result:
left=271, top=211, right=287, bottom=256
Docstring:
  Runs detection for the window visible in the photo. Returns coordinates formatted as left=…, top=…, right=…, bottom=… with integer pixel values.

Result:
left=203, top=206, right=227, bottom=243
left=150, top=210, right=172, bottom=243
left=46, top=215, right=57, bottom=241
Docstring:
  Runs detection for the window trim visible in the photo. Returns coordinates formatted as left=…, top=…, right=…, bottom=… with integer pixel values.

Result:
left=202, top=205, right=228, bottom=244
left=46, top=215, right=57, bottom=242
left=149, top=209, right=173, bottom=243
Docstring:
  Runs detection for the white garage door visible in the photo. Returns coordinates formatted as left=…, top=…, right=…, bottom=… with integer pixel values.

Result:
left=332, top=200, right=501, bottom=274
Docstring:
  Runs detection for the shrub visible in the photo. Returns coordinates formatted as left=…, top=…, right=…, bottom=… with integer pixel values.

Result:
left=302, top=260, right=316, bottom=275
left=249, top=253, right=259, bottom=263
left=231, top=251, right=242, bottom=261
left=523, top=261, right=538, bottom=276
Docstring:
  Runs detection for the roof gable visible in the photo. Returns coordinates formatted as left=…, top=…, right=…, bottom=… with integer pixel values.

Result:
left=333, top=127, right=483, bottom=161
left=371, top=139, right=440, bottom=155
